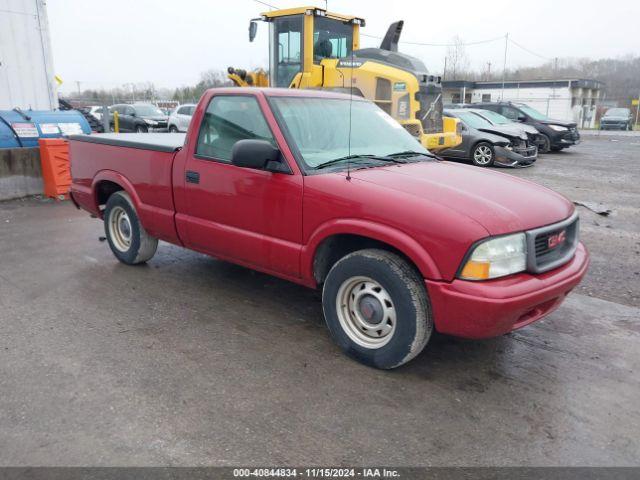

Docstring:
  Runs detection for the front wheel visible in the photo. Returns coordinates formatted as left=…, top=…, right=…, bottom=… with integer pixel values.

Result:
left=135, top=125, right=148, bottom=133
left=471, top=142, right=495, bottom=167
left=322, top=249, right=433, bottom=369
left=104, top=191, right=158, bottom=265
left=168, top=125, right=179, bottom=133
left=539, top=134, right=552, bottom=153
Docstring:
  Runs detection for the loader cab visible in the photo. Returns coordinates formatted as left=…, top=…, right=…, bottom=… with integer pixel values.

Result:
left=257, top=7, right=363, bottom=88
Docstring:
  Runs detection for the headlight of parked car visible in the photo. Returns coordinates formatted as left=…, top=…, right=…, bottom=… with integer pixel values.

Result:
left=459, top=233, right=527, bottom=280
left=549, top=125, right=568, bottom=132
left=144, top=119, right=158, bottom=126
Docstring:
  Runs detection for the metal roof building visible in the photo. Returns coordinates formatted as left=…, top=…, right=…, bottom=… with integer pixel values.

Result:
left=0, top=0, right=58, bottom=110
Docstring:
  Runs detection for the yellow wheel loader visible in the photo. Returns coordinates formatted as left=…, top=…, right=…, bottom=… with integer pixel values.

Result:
left=228, top=6, right=461, bottom=152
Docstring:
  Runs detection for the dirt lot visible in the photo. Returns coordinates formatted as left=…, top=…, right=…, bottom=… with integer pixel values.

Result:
left=0, top=134, right=638, bottom=466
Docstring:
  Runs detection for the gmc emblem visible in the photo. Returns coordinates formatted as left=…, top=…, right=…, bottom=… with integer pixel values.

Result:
left=548, top=230, right=566, bottom=249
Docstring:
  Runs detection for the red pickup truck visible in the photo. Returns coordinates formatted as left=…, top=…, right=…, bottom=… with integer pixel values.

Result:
left=69, top=88, right=589, bottom=369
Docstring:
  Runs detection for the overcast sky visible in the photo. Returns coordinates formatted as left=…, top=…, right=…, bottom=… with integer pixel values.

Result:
left=48, top=0, right=640, bottom=94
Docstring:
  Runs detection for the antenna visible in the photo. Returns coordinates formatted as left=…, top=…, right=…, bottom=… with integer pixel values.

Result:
left=346, top=47, right=354, bottom=181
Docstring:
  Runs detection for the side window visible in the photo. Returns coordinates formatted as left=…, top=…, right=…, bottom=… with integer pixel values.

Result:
left=272, top=16, right=303, bottom=87
left=196, top=96, right=275, bottom=162
left=188, top=106, right=195, bottom=115
left=177, top=106, right=188, bottom=115
left=500, top=106, right=520, bottom=120
left=125, top=106, right=135, bottom=116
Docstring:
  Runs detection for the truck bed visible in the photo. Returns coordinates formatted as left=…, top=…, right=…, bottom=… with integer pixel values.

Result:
left=68, top=133, right=186, bottom=152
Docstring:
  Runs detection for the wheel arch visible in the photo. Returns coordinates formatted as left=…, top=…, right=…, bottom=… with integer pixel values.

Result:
left=92, top=170, right=143, bottom=219
left=302, top=219, right=442, bottom=286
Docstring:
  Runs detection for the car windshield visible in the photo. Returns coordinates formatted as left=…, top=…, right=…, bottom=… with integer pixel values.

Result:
left=518, top=105, right=549, bottom=121
left=605, top=108, right=629, bottom=116
left=475, top=109, right=511, bottom=125
left=270, top=97, right=429, bottom=170
left=455, top=111, right=494, bottom=129
left=134, top=105, right=164, bottom=116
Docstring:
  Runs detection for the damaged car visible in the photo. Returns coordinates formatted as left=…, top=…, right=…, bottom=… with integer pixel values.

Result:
left=441, top=108, right=538, bottom=167
left=472, top=108, right=543, bottom=150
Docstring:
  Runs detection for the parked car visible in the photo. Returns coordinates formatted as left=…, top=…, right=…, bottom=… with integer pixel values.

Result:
left=600, top=108, right=633, bottom=131
left=109, top=103, right=169, bottom=132
left=473, top=101, right=580, bottom=153
left=471, top=108, right=542, bottom=148
left=168, top=104, right=196, bottom=133
left=85, top=105, right=108, bottom=121
left=441, top=108, right=537, bottom=167
left=68, top=88, right=588, bottom=370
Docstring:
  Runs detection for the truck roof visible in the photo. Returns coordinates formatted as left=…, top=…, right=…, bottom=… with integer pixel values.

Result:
left=207, top=87, right=366, bottom=101
left=69, top=133, right=185, bottom=153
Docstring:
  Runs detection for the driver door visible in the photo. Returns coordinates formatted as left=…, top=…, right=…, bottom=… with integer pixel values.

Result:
left=179, top=94, right=303, bottom=278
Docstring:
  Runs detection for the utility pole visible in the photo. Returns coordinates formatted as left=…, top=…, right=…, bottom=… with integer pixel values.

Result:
left=501, top=33, right=508, bottom=100
left=486, top=62, right=492, bottom=80
left=76, top=81, right=81, bottom=99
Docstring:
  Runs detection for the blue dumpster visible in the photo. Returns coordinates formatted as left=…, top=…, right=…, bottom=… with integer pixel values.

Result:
left=0, top=110, right=91, bottom=148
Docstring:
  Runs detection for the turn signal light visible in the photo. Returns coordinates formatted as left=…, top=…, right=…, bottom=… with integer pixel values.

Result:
left=460, top=260, right=491, bottom=280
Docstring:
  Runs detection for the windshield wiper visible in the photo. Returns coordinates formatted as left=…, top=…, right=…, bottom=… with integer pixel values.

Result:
left=316, top=154, right=407, bottom=170
left=387, top=150, right=440, bottom=160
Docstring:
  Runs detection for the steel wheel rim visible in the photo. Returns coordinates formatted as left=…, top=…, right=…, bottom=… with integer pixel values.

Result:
left=109, top=206, right=132, bottom=252
left=336, top=276, right=397, bottom=349
left=474, top=145, right=493, bottom=165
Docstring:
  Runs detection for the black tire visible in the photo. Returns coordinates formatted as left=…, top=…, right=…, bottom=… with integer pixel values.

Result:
left=322, top=249, right=433, bottom=369
left=169, top=125, right=179, bottom=133
left=471, top=142, right=495, bottom=167
left=135, top=124, right=148, bottom=133
left=104, top=191, right=158, bottom=265
left=539, top=134, right=552, bottom=154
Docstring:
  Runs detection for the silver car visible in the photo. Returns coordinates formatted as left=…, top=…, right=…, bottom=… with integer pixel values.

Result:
left=168, top=104, right=196, bottom=133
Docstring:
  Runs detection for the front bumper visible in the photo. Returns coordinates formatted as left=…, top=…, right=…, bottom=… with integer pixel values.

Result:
left=494, top=145, right=537, bottom=167
left=552, top=129, right=580, bottom=148
left=600, top=122, right=628, bottom=130
left=426, top=242, right=589, bottom=338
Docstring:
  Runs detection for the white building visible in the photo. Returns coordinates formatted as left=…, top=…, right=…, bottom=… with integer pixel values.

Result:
left=443, top=79, right=603, bottom=128
left=0, top=0, right=58, bottom=110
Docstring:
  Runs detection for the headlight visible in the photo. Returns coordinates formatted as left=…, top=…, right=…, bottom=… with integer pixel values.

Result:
left=549, top=125, right=568, bottom=132
left=459, top=233, right=527, bottom=280
left=144, top=119, right=158, bottom=126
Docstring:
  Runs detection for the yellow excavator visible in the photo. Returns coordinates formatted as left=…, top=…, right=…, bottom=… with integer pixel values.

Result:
left=228, top=6, right=461, bottom=152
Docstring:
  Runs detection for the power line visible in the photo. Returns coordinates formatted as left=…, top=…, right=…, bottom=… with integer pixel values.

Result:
left=252, top=0, right=278, bottom=9
left=508, top=38, right=551, bottom=60
left=361, top=32, right=505, bottom=47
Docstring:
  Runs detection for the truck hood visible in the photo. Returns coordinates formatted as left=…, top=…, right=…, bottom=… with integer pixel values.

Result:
left=349, top=161, right=574, bottom=235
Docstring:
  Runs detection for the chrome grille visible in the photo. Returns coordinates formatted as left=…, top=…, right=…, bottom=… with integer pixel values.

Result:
left=526, top=212, right=579, bottom=273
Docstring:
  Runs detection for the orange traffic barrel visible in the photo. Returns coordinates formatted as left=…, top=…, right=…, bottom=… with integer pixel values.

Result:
left=38, top=138, right=71, bottom=200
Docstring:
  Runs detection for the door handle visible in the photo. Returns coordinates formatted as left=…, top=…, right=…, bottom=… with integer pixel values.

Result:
left=186, top=170, right=200, bottom=184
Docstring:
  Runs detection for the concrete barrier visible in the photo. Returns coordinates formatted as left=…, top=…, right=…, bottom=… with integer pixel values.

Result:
left=0, top=148, right=43, bottom=201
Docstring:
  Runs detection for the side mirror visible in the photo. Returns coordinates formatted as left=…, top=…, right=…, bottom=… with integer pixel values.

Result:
left=249, top=21, right=258, bottom=42
left=231, top=139, right=287, bottom=173
left=130, top=111, right=136, bottom=117
left=517, top=114, right=526, bottom=122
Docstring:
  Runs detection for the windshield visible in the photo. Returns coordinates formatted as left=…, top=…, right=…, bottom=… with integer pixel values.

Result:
left=605, top=108, right=629, bottom=117
left=270, top=97, right=428, bottom=170
left=518, top=105, right=549, bottom=121
left=454, top=111, right=494, bottom=129
left=475, top=109, right=511, bottom=125
left=134, top=105, right=165, bottom=116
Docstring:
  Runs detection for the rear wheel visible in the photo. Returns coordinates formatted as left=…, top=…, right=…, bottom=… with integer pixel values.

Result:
left=322, top=249, right=433, bottom=369
left=471, top=142, right=495, bottom=167
left=104, top=191, right=158, bottom=265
